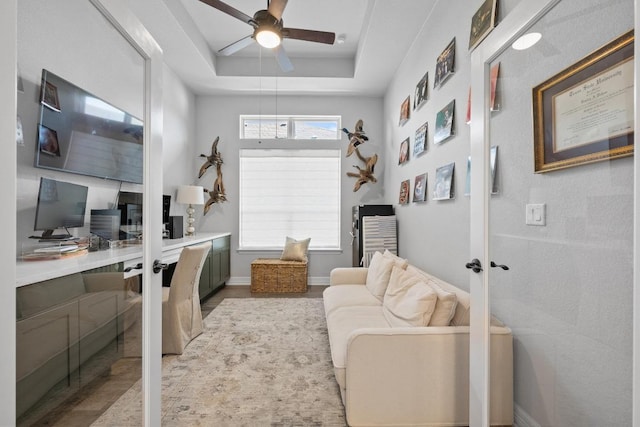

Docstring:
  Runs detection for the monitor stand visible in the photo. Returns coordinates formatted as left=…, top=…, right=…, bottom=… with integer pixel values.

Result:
left=30, top=229, right=75, bottom=241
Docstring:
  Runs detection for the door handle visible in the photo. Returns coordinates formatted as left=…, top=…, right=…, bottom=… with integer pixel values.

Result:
left=153, top=259, right=168, bottom=274
left=124, top=262, right=142, bottom=273
left=490, top=261, right=510, bottom=271
left=465, top=258, right=483, bottom=273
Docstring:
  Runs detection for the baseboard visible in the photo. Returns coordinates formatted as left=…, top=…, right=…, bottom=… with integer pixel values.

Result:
left=514, top=403, right=540, bottom=427
left=227, top=276, right=329, bottom=286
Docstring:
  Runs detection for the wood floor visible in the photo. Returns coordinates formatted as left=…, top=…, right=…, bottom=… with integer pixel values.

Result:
left=20, top=285, right=327, bottom=427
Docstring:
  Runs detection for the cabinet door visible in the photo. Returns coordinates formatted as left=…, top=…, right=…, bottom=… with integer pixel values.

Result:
left=198, top=248, right=212, bottom=300
left=210, top=251, right=222, bottom=287
left=220, top=247, right=230, bottom=282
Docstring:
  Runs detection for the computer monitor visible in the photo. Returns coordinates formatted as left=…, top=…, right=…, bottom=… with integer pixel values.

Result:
left=33, top=177, right=88, bottom=239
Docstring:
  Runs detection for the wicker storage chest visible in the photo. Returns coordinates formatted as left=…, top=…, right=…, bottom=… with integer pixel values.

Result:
left=250, top=258, right=308, bottom=293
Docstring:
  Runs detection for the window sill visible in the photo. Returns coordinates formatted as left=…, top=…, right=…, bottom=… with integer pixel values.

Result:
left=237, top=247, right=342, bottom=254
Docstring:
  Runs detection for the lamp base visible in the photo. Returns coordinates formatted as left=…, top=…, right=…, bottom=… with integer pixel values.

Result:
left=185, top=204, right=196, bottom=236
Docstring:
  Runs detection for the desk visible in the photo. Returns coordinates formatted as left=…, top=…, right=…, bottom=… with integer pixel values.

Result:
left=16, top=232, right=231, bottom=287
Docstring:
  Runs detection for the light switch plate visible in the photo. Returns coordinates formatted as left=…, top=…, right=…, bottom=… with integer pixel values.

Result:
left=526, top=203, right=546, bottom=226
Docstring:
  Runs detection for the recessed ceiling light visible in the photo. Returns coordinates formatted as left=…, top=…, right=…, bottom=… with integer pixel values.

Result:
left=512, top=32, right=542, bottom=50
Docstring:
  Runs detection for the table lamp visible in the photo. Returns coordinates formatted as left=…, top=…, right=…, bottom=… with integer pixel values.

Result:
left=176, top=185, right=205, bottom=236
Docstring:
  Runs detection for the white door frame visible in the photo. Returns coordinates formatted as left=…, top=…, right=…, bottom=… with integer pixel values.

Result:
left=0, top=1, right=18, bottom=423
left=88, top=1, right=165, bottom=425
left=468, top=1, right=562, bottom=425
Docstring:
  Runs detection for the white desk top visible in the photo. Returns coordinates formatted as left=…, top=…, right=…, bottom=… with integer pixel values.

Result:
left=16, top=232, right=230, bottom=287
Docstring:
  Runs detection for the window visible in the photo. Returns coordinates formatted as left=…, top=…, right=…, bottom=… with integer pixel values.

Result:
left=239, top=149, right=341, bottom=250
left=240, top=115, right=341, bottom=140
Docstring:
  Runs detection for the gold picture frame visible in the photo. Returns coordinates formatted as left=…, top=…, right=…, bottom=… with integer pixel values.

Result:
left=532, top=30, right=634, bottom=173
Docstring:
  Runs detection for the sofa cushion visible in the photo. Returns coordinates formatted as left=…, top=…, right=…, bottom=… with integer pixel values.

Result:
left=406, top=265, right=471, bottom=326
left=326, top=305, right=391, bottom=390
left=425, top=279, right=458, bottom=326
left=365, top=252, right=396, bottom=300
left=382, top=250, right=409, bottom=269
left=323, top=285, right=381, bottom=317
left=382, top=267, right=437, bottom=327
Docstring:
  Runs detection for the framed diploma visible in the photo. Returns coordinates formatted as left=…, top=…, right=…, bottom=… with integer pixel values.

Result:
left=532, top=30, right=634, bottom=173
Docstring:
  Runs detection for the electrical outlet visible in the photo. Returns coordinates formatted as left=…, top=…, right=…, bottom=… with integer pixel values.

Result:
left=526, top=203, right=546, bottom=226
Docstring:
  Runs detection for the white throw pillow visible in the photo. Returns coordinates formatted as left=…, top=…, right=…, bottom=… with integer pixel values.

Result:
left=280, top=236, right=310, bottom=262
left=425, top=278, right=458, bottom=326
left=382, top=249, right=409, bottom=270
left=382, top=266, right=437, bottom=327
left=365, top=251, right=396, bottom=300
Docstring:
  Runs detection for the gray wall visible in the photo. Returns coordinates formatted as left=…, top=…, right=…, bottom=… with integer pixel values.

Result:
left=16, top=0, right=197, bottom=250
left=383, top=0, right=633, bottom=425
left=194, top=94, right=385, bottom=282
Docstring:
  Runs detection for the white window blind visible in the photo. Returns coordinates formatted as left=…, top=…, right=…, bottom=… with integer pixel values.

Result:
left=239, top=149, right=341, bottom=250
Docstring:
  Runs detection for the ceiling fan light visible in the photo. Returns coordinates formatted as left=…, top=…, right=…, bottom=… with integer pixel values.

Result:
left=256, top=28, right=281, bottom=48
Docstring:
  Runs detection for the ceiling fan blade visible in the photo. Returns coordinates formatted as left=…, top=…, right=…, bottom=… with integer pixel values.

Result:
left=218, top=35, right=255, bottom=56
left=274, top=45, right=294, bottom=73
left=198, top=0, right=254, bottom=25
left=267, top=0, right=288, bottom=21
left=282, top=28, right=336, bottom=45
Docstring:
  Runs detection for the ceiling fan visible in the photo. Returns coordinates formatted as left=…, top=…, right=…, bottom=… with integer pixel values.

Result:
left=199, top=0, right=336, bottom=72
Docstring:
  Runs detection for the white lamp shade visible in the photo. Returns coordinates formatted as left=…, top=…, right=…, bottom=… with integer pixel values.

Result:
left=176, top=185, right=205, bottom=205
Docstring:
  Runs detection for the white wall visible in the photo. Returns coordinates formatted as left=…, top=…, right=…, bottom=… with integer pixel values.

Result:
left=383, top=0, right=633, bottom=425
left=194, top=94, right=385, bottom=282
left=16, top=0, right=196, bottom=251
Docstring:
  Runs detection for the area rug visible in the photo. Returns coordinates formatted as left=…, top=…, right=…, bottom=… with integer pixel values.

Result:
left=92, top=298, right=347, bottom=426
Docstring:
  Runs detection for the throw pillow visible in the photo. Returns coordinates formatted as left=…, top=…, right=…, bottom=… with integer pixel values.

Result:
left=382, top=250, right=409, bottom=270
left=425, top=278, right=458, bottom=326
left=382, top=266, right=437, bottom=327
left=280, top=236, right=311, bottom=262
left=365, top=251, right=396, bottom=300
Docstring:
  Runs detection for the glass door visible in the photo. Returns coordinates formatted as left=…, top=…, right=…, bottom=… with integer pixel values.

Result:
left=470, top=0, right=635, bottom=425
left=13, top=0, right=164, bottom=425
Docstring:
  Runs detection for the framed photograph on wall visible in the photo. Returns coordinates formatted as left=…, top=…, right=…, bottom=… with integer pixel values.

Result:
left=434, top=99, right=455, bottom=144
left=433, top=162, right=455, bottom=200
left=532, top=30, right=634, bottom=173
left=399, top=96, right=411, bottom=126
left=414, top=72, right=428, bottom=110
left=414, top=122, right=428, bottom=156
left=399, top=180, right=410, bottom=205
left=413, top=173, right=427, bottom=202
left=38, top=124, right=61, bottom=157
left=398, top=137, right=410, bottom=164
left=468, top=0, right=498, bottom=51
left=434, top=38, right=455, bottom=88
left=40, top=81, right=61, bottom=112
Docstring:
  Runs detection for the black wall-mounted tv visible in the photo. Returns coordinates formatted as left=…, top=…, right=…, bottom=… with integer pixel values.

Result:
left=35, top=69, right=143, bottom=184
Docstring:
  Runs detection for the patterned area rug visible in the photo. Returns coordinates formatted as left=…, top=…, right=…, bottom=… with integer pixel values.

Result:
left=92, top=298, right=346, bottom=426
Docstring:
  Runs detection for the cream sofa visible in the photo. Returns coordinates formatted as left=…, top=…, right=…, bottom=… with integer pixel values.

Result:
left=16, top=271, right=141, bottom=417
left=323, top=251, right=513, bottom=426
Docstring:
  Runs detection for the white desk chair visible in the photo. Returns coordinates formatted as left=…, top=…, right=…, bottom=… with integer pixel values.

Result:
left=162, top=242, right=210, bottom=355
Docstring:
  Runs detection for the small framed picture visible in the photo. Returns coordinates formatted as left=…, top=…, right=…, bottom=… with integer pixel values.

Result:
left=399, top=180, right=411, bottom=205
left=399, top=96, right=411, bottom=126
left=434, top=38, right=456, bottom=88
left=38, top=124, right=61, bottom=157
left=414, top=72, right=428, bottom=110
left=468, top=0, right=498, bottom=51
left=40, top=81, right=61, bottom=112
left=414, top=122, right=428, bottom=157
left=413, top=173, right=427, bottom=202
left=398, top=138, right=410, bottom=165
left=434, top=100, right=455, bottom=144
left=16, top=115, right=24, bottom=146
left=433, top=162, right=455, bottom=201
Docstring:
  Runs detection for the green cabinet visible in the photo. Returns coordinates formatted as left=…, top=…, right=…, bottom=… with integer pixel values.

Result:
left=198, top=235, right=230, bottom=301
